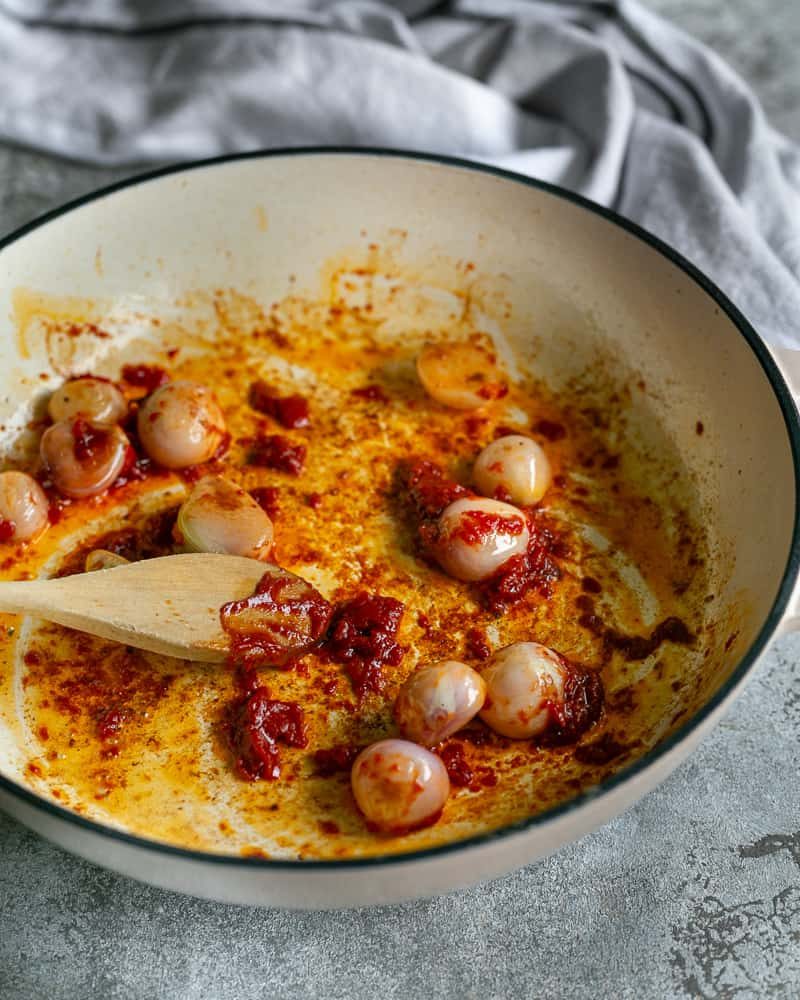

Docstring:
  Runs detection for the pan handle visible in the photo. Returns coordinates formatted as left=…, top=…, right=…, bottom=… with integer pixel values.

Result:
left=769, top=346, right=800, bottom=635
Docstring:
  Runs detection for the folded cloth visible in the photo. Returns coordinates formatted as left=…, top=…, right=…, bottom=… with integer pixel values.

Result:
left=0, top=0, right=798, bottom=345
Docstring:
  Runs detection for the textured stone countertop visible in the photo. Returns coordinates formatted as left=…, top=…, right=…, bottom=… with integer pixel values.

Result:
left=1, top=3, right=799, bottom=998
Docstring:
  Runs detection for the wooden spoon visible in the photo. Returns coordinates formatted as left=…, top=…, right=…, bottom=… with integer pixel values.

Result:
left=0, top=553, right=267, bottom=662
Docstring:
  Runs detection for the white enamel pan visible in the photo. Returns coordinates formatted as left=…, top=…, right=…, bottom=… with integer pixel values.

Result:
left=0, top=150, right=798, bottom=909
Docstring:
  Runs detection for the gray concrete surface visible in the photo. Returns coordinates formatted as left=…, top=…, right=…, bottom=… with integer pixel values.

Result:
left=1, top=3, right=799, bottom=998
left=652, top=0, right=800, bottom=141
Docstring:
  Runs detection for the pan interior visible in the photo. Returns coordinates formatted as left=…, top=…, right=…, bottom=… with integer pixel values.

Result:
left=0, top=153, right=793, bottom=860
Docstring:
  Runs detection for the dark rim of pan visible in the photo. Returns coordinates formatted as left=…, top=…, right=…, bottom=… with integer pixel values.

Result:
left=0, top=147, right=798, bottom=871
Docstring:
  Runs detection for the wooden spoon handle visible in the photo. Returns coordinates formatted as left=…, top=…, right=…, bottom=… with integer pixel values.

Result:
left=0, top=555, right=267, bottom=662
left=0, top=576, right=181, bottom=655
left=0, top=579, right=55, bottom=618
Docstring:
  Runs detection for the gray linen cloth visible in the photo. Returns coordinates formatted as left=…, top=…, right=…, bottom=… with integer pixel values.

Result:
left=0, top=0, right=798, bottom=346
